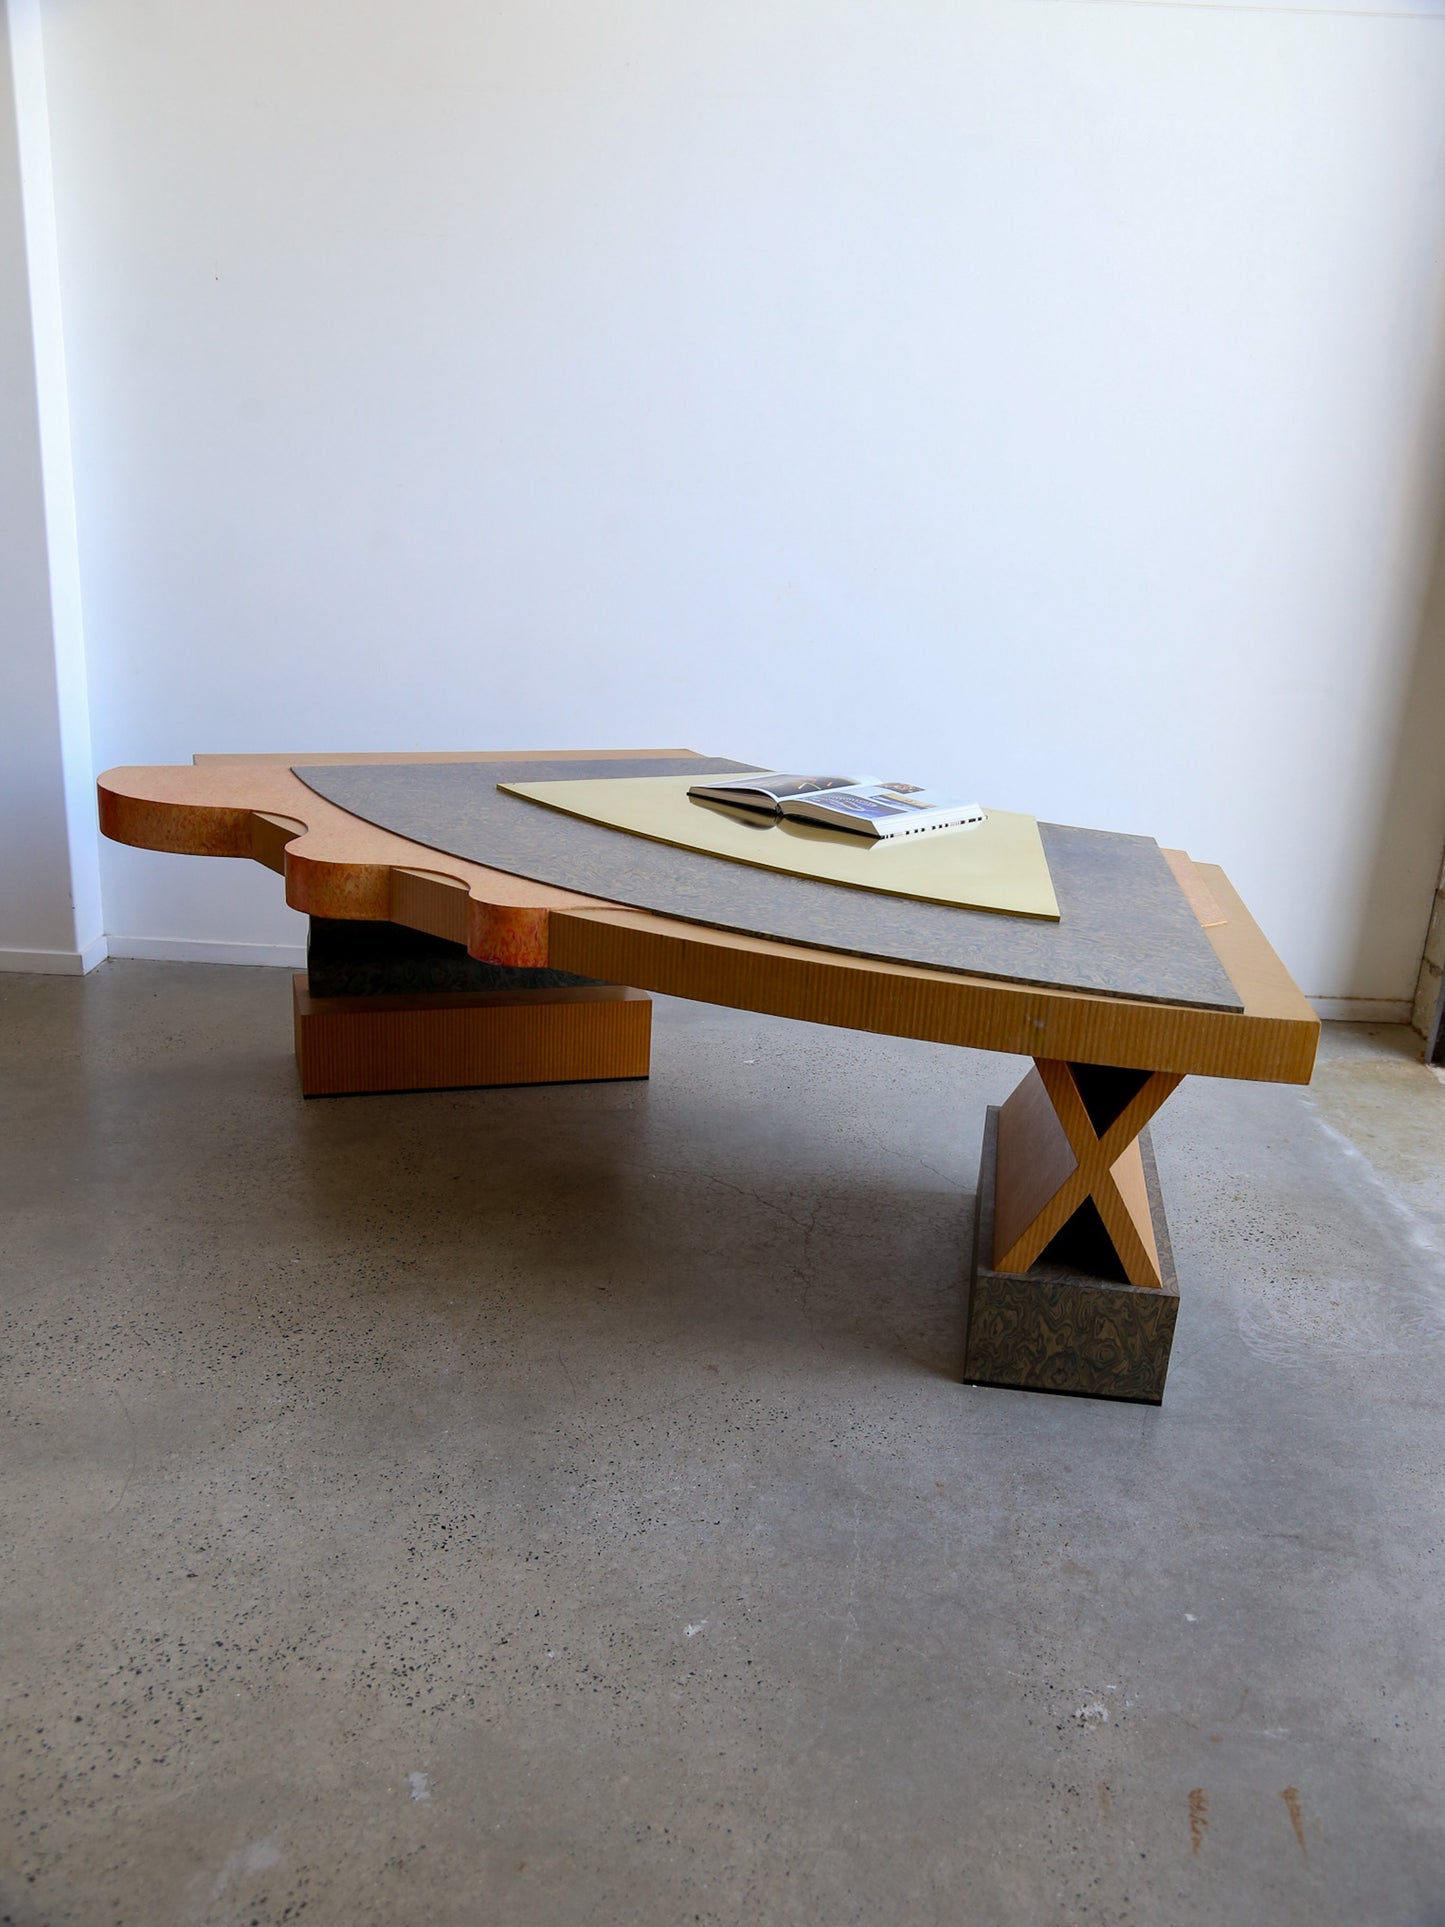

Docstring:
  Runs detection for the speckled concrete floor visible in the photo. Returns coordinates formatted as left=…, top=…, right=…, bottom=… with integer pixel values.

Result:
left=2, top=962, right=1443, bottom=1927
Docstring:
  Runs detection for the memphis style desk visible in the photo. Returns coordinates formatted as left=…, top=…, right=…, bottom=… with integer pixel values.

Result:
left=98, top=749, right=1319, bottom=1404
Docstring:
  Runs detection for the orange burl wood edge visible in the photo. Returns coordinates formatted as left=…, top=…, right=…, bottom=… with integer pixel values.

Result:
left=96, top=752, right=672, bottom=968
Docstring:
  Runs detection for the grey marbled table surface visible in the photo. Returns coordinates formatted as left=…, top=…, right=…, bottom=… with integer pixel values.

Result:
left=292, top=758, right=1242, bottom=1012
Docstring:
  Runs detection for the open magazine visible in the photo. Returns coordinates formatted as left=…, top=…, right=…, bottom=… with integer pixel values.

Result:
left=686, top=773, right=986, bottom=841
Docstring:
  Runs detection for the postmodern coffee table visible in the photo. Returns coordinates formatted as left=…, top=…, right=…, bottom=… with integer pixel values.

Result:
left=98, top=748, right=1319, bottom=1404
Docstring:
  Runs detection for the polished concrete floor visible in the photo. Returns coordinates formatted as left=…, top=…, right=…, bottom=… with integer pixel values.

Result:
left=2, top=961, right=1443, bottom=1927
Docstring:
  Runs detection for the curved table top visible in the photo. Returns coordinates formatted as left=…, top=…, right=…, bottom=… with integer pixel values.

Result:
left=97, top=748, right=1319, bottom=1086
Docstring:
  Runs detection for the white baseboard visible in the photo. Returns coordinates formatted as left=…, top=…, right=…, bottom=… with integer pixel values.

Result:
left=105, top=937, right=307, bottom=969
left=1310, top=997, right=1413, bottom=1024
left=0, top=937, right=108, bottom=976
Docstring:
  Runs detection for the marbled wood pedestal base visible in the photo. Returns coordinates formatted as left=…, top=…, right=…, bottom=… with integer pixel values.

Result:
left=964, top=1105, right=1179, bottom=1403
left=292, top=918, right=650, bottom=1097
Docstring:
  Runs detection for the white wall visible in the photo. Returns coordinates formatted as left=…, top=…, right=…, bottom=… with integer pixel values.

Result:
left=31, top=0, right=1445, bottom=1005
left=0, top=0, right=101, bottom=973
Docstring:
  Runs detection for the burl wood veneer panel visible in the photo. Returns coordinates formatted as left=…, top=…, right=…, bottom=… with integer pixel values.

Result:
left=98, top=750, right=652, bottom=967
left=292, top=760, right=1243, bottom=1011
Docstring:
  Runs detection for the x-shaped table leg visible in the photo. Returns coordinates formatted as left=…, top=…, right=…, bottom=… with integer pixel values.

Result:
left=991, top=1060, right=1183, bottom=1289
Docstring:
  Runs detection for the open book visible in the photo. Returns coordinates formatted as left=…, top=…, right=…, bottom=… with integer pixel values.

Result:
left=686, top=773, right=986, bottom=841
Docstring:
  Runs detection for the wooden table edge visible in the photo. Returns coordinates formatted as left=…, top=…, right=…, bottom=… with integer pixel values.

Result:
left=96, top=757, right=1319, bottom=1084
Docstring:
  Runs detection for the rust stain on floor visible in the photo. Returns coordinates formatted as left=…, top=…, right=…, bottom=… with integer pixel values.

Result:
left=1282, top=1786, right=1306, bottom=1855
left=1188, top=1787, right=1209, bottom=1855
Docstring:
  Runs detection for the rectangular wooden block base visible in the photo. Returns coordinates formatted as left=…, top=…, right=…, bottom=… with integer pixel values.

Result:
left=964, top=1105, right=1179, bottom=1403
left=292, top=975, right=651, bottom=1097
